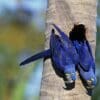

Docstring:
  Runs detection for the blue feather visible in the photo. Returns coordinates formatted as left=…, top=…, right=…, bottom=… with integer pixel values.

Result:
left=86, top=41, right=95, bottom=73
left=50, top=25, right=79, bottom=83
left=52, top=24, right=79, bottom=64
left=73, top=40, right=95, bottom=72
left=20, top=24, right=79, bottom=83
left=20, top=49, right=51, bottom=66
left=70, top=24, right=96, bottom=88
left=78, top=65, right=97, bottom=89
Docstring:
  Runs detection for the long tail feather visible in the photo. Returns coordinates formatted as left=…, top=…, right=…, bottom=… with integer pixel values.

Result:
left=52, top=24, right=69, bottom=39
left=20, top=49, right=51, bottom=66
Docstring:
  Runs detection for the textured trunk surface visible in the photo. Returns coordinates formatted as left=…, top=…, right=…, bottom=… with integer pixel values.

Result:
left=40, top=0, right=97, bottom=100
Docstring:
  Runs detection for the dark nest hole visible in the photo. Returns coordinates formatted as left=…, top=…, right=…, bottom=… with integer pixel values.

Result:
left=69, top=24, right=87, bottom=41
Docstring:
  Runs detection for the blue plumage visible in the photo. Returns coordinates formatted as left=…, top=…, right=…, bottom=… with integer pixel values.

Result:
left=52, top=24, right=79, bottom=65
left=70, top=24, right=96, bottom=88
left=77, top=41, right=96, bottom=89
left=73, top=40, right=94, bottom=71
left=78, top=65, right=97, bottom=89
left=20, top=24, right=97, bottom=88
left=50, top=29, right=77, bottom=83
left=20, top=24, right=79, bottom=84
left=20, top=49, right=51, bottom=66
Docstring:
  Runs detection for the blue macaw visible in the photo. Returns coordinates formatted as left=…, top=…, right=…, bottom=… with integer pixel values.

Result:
left=75, top=41, right=96, bottom=89
left=20, top=24, right=79, bottom=84
left=20, top=24, right=97, bottom=88
left=70, top=24, right=97, bottom=89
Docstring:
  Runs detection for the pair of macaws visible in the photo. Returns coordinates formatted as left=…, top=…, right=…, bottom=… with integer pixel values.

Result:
left=20, top=24, right=97, bottom=89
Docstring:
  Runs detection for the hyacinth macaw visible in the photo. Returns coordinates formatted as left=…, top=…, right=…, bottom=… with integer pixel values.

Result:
left=20, top=24, right=79, bottom=84
left=20, top=24, right=97, bottom=88
left=70, top=24, right=97, bottom=89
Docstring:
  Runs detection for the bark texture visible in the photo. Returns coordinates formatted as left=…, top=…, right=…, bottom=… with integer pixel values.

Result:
left=40, top=0, right=97, bottom=100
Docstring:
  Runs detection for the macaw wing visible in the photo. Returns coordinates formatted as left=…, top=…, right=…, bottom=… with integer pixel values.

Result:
left=20, top=49, right=51, bottom=66
left=50, top=32, right=74, bottom=69
left=50, top=32, right=63, bottom=69
left=50, top=31, right=77, bottom=83
left=78, top=65, right=97, bottom=89
left=74, top=41, right=92, bottom=71
left=86, top=41, right=95, bottom=72
left=52, top=24, right=79, bottom=64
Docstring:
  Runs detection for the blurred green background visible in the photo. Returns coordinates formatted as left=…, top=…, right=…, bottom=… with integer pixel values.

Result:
left=0, top=0, right=99, bottom=100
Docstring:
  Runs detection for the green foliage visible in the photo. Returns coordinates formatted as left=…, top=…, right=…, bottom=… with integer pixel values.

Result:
left=0, top=12, right=44, bottom=100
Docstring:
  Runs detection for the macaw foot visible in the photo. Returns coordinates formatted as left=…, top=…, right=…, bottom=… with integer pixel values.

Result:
left=86, top=77, right=97, bottom=89
left=63, top=73, right=76, bottom=90
left=64, top=73, right=76, bottom=84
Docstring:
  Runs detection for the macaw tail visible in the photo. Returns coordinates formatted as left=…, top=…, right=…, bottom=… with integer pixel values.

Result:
left=20, top=49, right=51, bottom=66
left=52, top=24, right=69, bottom=40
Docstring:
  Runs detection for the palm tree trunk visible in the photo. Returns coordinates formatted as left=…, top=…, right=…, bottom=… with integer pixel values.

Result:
left=40, top=0, right=97, bottom=100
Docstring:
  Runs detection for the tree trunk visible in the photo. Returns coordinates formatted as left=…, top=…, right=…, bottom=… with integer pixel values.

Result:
left=40, top=0, right=97, bottom=100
